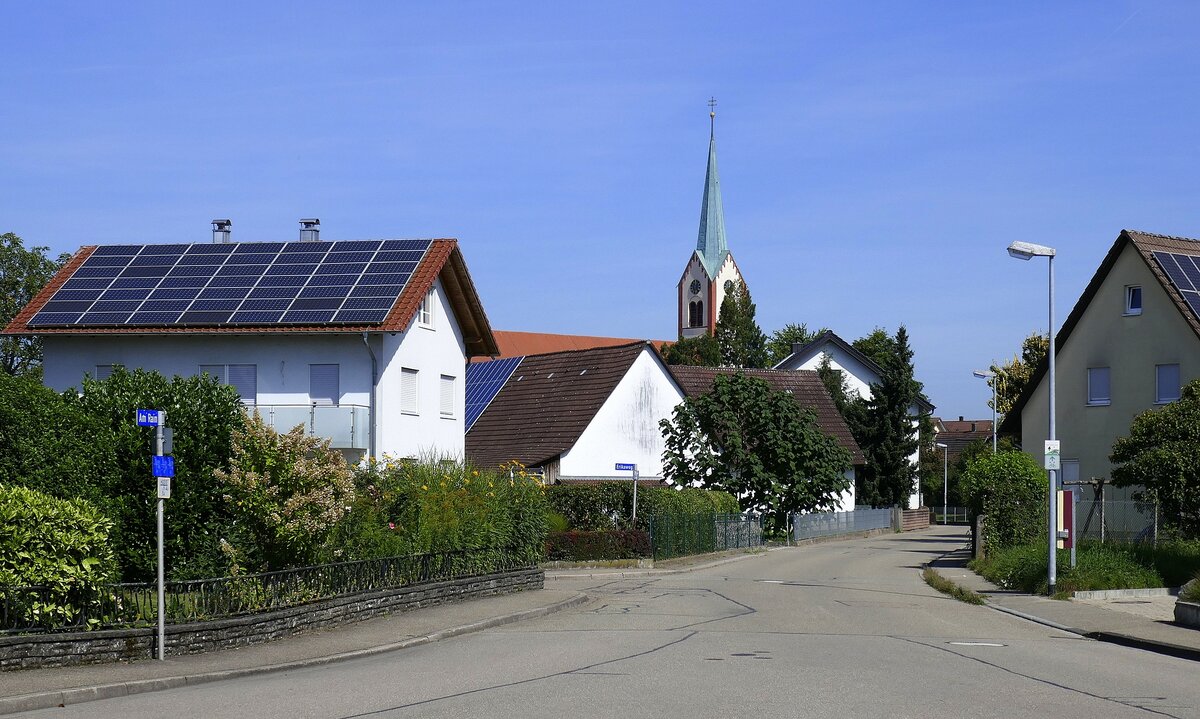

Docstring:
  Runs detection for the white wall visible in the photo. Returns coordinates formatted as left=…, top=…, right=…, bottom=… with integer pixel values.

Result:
left=376, top=278, right=467, bottom=460
left=559, top=347, right=684, bottom=479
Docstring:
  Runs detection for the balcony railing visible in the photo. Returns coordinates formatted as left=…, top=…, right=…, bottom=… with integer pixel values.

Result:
left=255, top=403, right=369, bottom=450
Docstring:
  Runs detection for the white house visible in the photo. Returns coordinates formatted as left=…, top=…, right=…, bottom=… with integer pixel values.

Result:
left=773, top=330, right=934, bottom=509
left=466, top=342, right=684, bottom=481
left=5, top=225, right=498, bottom=462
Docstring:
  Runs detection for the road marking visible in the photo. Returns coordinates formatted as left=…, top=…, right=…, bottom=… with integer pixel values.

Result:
left=757, top=580, right=786, bottom=584
left=947, top=641, right=1006, bottom=647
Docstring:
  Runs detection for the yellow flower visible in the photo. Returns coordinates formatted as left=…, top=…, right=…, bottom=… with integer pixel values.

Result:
left=472, top=470, right=479, bottom=477
left=464, top=478, right=470, bottom=485
left=421, top=484, right=428, bottom=491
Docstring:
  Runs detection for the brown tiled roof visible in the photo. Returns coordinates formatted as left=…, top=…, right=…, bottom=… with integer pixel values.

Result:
left=933, top=418, right=994, bottom=457
left=1001, top=229, right=1200, bottom=436
left=466, top=342, right=655, bottom=470
left=667, top=365, right=865, bottom=464
left=3, top=239, right=499, bottom=357
left=479, top=330, right=668, bottom=361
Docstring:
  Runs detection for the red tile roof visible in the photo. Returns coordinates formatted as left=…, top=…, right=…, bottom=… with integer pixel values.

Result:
left=3, top=239, right=499, bottom=357
left=667, top=365, right=865, bottom=465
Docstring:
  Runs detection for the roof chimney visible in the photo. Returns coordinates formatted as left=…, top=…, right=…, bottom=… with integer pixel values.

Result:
left=212, top=219, right=232, bottom=244
left=299, top=218, right=320, bottom=242
left=958, top=415, right=964, bottom=422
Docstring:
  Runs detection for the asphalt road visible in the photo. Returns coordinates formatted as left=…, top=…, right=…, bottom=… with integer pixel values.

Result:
left=16, top=527, right=1200, bottom=718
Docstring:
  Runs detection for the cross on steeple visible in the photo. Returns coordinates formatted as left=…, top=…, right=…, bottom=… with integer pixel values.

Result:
left=708, top=97, right=717, bottom=134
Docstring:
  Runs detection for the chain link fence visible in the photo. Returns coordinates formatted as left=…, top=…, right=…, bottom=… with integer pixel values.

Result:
left=791, top=507, right=893, bottom=542
left=647, top=513, right=763, bottom=560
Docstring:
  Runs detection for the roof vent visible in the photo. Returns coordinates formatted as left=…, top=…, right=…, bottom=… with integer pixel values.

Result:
left=299, top=218, right=320, bottom=242
left=212, top=219, right=232, bottom=244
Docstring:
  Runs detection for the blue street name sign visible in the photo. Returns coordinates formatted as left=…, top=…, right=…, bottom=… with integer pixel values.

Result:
left=136, top=409, right=161, bottom=427
left=152, top=455, right=175, bottom=478
left=615, top=463, right=636, bottom=471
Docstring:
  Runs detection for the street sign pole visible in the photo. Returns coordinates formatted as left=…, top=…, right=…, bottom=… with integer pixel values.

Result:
left=156, top=412, right=166, bottom=661
left=614, top=463, right=638, bottom=523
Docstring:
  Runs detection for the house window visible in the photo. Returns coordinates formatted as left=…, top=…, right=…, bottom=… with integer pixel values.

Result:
left=310, top=364, right=340, bottom=406
left=418, top=288, right=435, bottom=328
left=440, top=374, right=455, bottom=417
left=200, top=364, right=258, bottom=405
left=1156, top=363, right=1181, bottom=404
left=401, top=368, right=419, bottom=414
left=688, top=300, right=704, bottom=328
left=1087, top=367, right=1110, bottom=406
left=94, top=365, right=116, bottom=380
left=1061, top=459, right=1080, bottom=484
left=1124, top=286, right=1142, bottom=316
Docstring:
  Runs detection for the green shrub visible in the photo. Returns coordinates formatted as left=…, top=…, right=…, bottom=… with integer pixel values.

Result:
left=972, top=542, right=1164, bottom=596
left=0, top=485, right=116, bottom=629
left=546, top=530, right=650, bottom=561
left=544, top=482, right=739, bottom=531
left=1124, top=540, right=1200, bottom=587
left=960, top=451, right=1046, bottom=553
left=334, top=459, right=548, bottom=566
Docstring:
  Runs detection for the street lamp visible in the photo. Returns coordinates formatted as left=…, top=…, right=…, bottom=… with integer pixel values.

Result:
left=1008, top=239, right=1057, bottom=595
left=935, top=442, right=948, bottom=524
left=972, top=369, right=998, bottom=453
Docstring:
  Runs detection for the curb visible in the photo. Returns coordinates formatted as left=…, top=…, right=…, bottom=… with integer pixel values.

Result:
left=0, top=592, right=589, bottom=716
left=1084, top=630, right=1200, bottom=663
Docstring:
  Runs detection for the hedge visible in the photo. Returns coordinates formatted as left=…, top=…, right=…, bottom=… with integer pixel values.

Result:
left=544, top=483, right=739, bottom=531
left=546, top=530, right=651, bottom=561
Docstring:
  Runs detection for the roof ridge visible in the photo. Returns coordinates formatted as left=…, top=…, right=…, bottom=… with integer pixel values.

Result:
left=516, top=340, right=650, bottom=360
left=1125, top=229, right=1200, bottom=244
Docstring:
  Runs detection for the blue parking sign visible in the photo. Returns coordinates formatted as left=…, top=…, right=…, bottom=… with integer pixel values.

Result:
left=152, top=455, right=175, bottom=478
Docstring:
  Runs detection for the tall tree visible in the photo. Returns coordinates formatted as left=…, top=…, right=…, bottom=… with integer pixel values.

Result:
left=715, top=280, right=768, bottom=368
left=0, top=233, right=68, bottom=378
left=660, top=333, right=721, bottom=367
left=660, top=372, right=851, bottom=534
left=988, top=332, right=1049, bottom=416
left=815, top=352, right=853, bottom=416
left=765, top=322, right=824, bottom=367
left=848, top=326, right=922, bottom=507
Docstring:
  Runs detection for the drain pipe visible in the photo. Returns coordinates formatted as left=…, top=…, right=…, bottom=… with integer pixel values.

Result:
left=362, top=332, right=378, bottom=459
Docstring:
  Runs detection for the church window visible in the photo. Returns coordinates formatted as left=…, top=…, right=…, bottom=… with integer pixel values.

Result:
left=688, top=300, right=704, bottom=327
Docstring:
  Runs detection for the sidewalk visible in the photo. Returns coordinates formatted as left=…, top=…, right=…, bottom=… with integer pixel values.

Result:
left=931, top=545, right=1200, bottom=661
left=0, top=588, right=587, bottom=716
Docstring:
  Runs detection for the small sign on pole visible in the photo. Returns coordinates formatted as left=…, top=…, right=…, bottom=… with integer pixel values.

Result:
left=157, top=477, right=172, bottom=499
left=1044, top=440, right=1061, bottom=471
left=615, top=463, right=635, bottom=471
left=152, top=455, right=175, bottom=478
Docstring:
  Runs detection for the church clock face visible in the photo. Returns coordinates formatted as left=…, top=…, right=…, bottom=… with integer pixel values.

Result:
left=724, top=280, right=734, bottom=293
left=689, top=279, right=701, bottom=296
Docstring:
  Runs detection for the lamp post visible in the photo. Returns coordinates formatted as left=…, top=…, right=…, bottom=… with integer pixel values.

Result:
left=1008, top=240, right=1057, bottom=595
left=972, top=369, right=998, bottom=454
left=935, top=442, right=948, bottom=524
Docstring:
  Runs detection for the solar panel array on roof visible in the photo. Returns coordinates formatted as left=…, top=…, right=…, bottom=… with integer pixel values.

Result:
left=465, top=356, right=523, bottom=432
left=1152, top=251, right=1200, bottom=319
left=27, top=239, right=432, bottom=328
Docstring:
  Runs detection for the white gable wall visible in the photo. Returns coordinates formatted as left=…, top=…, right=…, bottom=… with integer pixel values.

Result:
left=376, top=278, right=467, bottom=460
left=559, top=347, right=684, bottom=479
left=678, top=254, right=711, bottom=338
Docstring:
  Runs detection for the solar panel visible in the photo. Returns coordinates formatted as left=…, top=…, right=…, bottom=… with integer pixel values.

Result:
left=27, top=239, right=435, bottom=329
left=1153, top=251, right=1200, bottom=318
left=465, top=356, right=524, bottom=431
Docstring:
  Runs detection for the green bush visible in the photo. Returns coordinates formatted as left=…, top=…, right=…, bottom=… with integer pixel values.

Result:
left=546, top=530, right=650, bottom=561
left=544, top=482, right=739, bottom=531
left=960, top=451, right=1046, bottom=553
left=1182, top=576, right=1200, bottom=603
left=1124, top=540, right=1200, bottom=587
left=0, top=485, right=116, bottom=628
left=73, top=367, right=246, bottom=581
left=972, top=542, right=1165, bottom=596
left=333, top=459, right=548, bottom=567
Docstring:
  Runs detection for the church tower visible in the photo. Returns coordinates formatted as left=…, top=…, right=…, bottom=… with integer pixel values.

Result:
left=677, top=101, right=745, bottom=338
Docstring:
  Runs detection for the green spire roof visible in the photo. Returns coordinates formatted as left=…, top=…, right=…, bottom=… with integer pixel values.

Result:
left=695, top=122, right=728, bottom=279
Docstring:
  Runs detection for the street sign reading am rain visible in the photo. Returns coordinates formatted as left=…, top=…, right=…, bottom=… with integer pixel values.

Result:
left=136, top=409, right=162, bottom=427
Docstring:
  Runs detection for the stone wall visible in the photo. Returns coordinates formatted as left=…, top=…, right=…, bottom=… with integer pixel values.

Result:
left=1, top=568, right=542, bottom=671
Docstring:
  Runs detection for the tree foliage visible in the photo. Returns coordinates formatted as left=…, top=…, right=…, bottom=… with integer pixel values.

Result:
left=715, top=280, right=768, bottom=368
left=1110, top=379, right=1200, bottom=538
left=660, top=333, right=721, bottom=367
left=659, top=372, right=851, bottom=533
left=959, top=450, right=1046, bottom=554
left=765, top=322, right=825, bottom=367
left=847, top=326, right=922, bottom=507
left=0, top=232, right=69, bottom=378
left=816, top=353, right=853, bottom=416
left=988, top=332, right=1049, bottom=416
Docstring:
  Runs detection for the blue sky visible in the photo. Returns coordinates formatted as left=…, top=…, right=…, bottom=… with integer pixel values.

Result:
left=3, top=2, right=1199, bottom=419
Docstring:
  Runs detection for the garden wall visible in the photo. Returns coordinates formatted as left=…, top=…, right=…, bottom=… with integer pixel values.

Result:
left=1, top=568, right=542, bottom=671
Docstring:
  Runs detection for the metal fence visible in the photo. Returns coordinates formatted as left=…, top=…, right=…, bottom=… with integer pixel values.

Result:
left=931, top=506, right=970, bottom=525
left=1073, top=498, right=1158, bottom=543
left=1, top=547, right=531, bottom=635
left=792, top=507, right=893, bottom=542
left=647, top=513, right=763, bottom=560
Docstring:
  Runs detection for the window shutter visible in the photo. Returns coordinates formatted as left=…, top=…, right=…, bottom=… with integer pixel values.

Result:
left=227, top=364, right=258, bottom=405
left=440, top=374, right=454, bottom=416
left=310, top=364, right=340, bottom=406
left=401, top=368, right=419, bottom=414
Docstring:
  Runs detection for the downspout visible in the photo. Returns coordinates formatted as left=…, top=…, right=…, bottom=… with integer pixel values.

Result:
left=362, top=332, right=378, bottom=459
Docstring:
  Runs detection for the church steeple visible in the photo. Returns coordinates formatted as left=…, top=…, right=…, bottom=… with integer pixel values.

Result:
left=696, top=98, right=727, bottom=279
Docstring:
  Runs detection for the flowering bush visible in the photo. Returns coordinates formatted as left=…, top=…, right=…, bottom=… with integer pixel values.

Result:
left=213, top=412, right=355, bottom=571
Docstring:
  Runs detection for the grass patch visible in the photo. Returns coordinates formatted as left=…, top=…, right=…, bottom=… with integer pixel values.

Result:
left=922, top=567, right=986, bottom=605
left=971, top=542, right=1167, bottom=598
left=1181, top=576, right=1200, bottom=603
